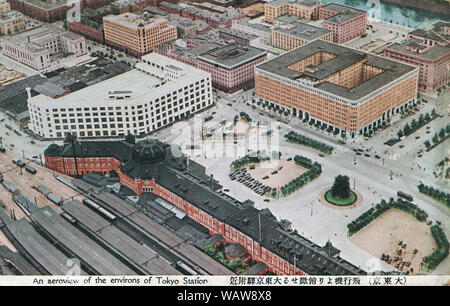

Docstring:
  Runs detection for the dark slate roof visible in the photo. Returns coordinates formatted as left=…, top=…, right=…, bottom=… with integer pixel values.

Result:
left=322, top=3, right=366, bottom=24
left=44, top=139, right=366, bottom=275
left=256, top=39, right=417, bottom=101
left=242, top=261, right=268, bottom=275
left=273, top=21, right=331, bottom=41
left=225, top=243, right=247, bottom=258
left=0, top=246, right=41, bottom=275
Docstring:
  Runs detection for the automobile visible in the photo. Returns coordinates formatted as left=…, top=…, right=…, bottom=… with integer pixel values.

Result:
left=415, top=136, right=420, bottom=139
left=271, top=170, right=278, bottom=175
left=365, top=154, right=371, bottom=157
left=399, top=145, right=404, bottom=148
left=223, top=189, right=229, bottom=192
left=278, top=166, right=283, bottom=170
left=264, top=199, right=270, bottom=202
left=227, top=103, right=232, bottom=106
left=249, top=165, right=255, bottom=170
left=375, top=155, right=381, bottom=159
left=262, top=176, right=269, bottom=179
left=356, top=152, right=362, bottom=156
left=287, top=157, right=292, bottom=161
left=319, top=153, right=325, bottom=157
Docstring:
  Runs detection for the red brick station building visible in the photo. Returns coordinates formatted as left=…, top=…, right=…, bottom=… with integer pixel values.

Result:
left=44, top=137, right=365, bottom=276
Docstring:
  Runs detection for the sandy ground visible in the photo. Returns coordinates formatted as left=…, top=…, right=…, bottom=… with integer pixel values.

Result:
left=208, top=119, right=264, bottom=140
left=350, top=209, right=436, bottom=274
left=244, top=159, right=308, bottom=190
left=0, top=150, right=83, bottom=221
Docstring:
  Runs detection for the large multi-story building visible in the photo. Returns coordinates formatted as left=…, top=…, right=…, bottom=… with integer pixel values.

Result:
left=255, top=39, right=419, bottom=137
left=0, top=0, right=25, bottom=35
left=27, top=53, right=213, bottom=140
left=232, top=18, right=272, bottom=45
left=319, top=3, right=367, bottom=44
left=103, top=12, right=177, bottom=57
left=383, top=21, right=450, bottom=93
left=0, top=0, right=10, bottom=13
left=7, top=0, right=77, bottom=23
left=1, top=24, right=86, bottom=72
left=271, top=21, right=333, bottom=51
left=264, top=0, right=322, bottom=23
left=43, top=137, right=366, bottom=276
left=156, top=38, right=267, bottom=92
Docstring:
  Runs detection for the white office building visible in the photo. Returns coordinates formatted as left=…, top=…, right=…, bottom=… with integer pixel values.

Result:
left=1, top=24, right=86, bottom=72
left=27, top=53, right=213, bottom=140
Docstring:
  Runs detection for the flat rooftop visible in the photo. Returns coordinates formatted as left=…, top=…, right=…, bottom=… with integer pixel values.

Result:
left=20, top=0, right=68, bottom=10
left=29, top=53, right=209, bottom=106
left=30, top=206, right=136, bottom=275
left=103, top=12, right=168, bottom=30
left=386, top=40, right=449, bottom=60
left=273, top=21, right=331, bottom=40
left=197, top=43, right=267, bottom=69
left=321, top=3, right=366, bottom=24
left=256, top=39, right=417, bottom=101
left=267, top=0, right=319, bottom=7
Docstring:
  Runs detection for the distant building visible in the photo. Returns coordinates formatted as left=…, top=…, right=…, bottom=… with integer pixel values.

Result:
left=103, top=12, right=177, bottom=56
left=7, top=0, right=76, bottom=23
left=0, top=0, right=25, bottom=35
left=158, top=1, right=246, bottom=29
left=156, top=39, right=267, bottom=92
left=271, top=21, right=333, bottom=51
left=255, top=39, right=419, bottom=138
left=218, top=27, right=260, bottom=46
left=68, top=6, right=111, bottom=44
left=383, top=21, right=450, bottom=93
left=232, top=18, right=272, bottom=45
left=320, top=3, right=367, bottom=44
left=168, top=14, right=211, bottom=36
left=27, top=53, right=213, bottom=139
left=1, top=24, right=87, bottom=72
left=264, top=0, right=322, bottom=23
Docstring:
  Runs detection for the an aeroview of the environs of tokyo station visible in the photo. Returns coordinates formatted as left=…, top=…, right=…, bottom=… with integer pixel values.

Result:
left=0, top=0, right=448, bottom=278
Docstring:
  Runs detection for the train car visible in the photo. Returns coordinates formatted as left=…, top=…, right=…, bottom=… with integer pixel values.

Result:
left=397, top=191, right=413, bottom=202
left=82, top=198, right=116, bottom=221
left=25, top=165, right=37, bottom=174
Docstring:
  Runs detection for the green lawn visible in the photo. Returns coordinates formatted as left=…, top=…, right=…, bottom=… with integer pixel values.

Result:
left=325, top=190, right=357, bottom=206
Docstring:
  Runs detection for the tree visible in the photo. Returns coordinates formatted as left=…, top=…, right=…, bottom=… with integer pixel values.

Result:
left=403, top=123, right=411, bottom=136
left=424, top=140, right=431, bottom=149
left=331, top=175, right=351, bottom=199
left=439, top=128, right=445, bottom=139
left=397, top=129, right=404, bottom=138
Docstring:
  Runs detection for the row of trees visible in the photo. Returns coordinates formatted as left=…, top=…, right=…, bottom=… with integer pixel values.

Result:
left=230, top=154, right=260, bottom=171
left=285, top=131, right=334, bottom=154
left=236, top=112, right=252, bottom=123
left=347, top=198, right=428, bottom=236
left=275, top=155, right=322, bottom=197
left=203, top=243, right=249, bottom=274
left=424, top=123, right=450, bottom=151
left=417, top=183, right=450, bottom=208
left=422, top=225, right=449, bottom=271
left=397, top=109, right=438, bottom=139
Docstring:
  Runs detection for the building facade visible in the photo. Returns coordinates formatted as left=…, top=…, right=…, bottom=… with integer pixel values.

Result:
left=1, top=24, right=86, bottom=72
left=43, top=138, right=366, bottom=276
left=0, top=0, right=25, bottom=35
left=27, top=53, right=213, bottom=140
left=103, top=12, right=177, bottom=57
left=319, top=4, right=367, bottom=44
left=255, top=39, right=419, bottom=137
left=264, top=0, right=322, bottom=23
left=232, top=18, right=272, bottom=45
left=7, top=0, right=77, bottom=23
left=383, top=21, right=450, bottom=93
left=271, top=21, right=333, bottom=51
left=156, top=39, right=267, bottom=92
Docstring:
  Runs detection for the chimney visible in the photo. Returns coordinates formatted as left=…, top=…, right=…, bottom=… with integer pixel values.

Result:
left=26, top=87, right=31, bottom=99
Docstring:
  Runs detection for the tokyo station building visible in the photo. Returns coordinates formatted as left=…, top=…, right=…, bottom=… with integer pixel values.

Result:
left=44, top=138, right=366, bottom=276
left=255, top=39, right=419, bottom=137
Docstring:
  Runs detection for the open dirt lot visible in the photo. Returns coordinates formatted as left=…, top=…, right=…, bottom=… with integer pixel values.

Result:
left=245, top=159, right=308, bottom=189
left=350, top=209, right=436, bottom=274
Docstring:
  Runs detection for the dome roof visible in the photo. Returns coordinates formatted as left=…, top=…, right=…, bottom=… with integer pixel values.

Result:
left=132, top=139, right=166, bottom=164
